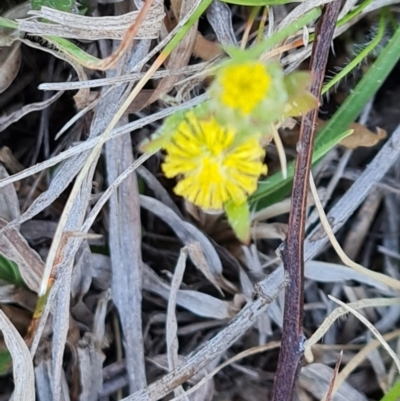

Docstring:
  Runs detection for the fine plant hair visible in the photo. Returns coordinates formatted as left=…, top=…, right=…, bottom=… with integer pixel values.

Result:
left=323, top=12, right=388, bottom=95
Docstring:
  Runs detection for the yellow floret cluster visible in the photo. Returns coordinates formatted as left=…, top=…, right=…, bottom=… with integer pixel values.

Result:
left=217, top=62, right=272, bottom=115
left=141, top=53, right=316, bottom=239
left=155, top=60, right=278, bottom=212
left=162, top=112, right=267, bottom=210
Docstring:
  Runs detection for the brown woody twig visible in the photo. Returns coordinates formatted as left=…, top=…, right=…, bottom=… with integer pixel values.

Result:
left=270, top=3, right=342, bottom=401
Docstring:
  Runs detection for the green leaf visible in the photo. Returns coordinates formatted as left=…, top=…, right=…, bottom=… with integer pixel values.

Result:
left=379, top=381, right=400, bottom=401
left=225, top=201, right=251, bottom=244
left=0, top=254, right=24, bottom=287
left=283, top=72, right=318, bottom=117
left=32, top=0, right=75, bottom=12
left=251, top=16, right=400, bottom=211
left=0, top=349, right=12, bottom=376
left=0, top=17, right=18, bottom=30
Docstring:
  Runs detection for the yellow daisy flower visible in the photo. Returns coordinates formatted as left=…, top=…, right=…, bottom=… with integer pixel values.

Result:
left=162, top=112, right=267, bottom=210
left=216, top=61, right=272, bottom=115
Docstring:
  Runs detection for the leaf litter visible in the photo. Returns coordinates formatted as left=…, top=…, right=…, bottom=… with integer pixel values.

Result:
left=1, top=0, right=400, bottom=400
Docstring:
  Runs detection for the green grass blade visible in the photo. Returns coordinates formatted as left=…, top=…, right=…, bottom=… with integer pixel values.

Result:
left=323, top=10, right=386, bottom=93
left=32, top=0, right=75, bottom=12
left=380, top=381, right=400, bottom=401
left=0, top=349, right=12, bottom=376
left=0, top=254, right=24, bottom=287
left=45, top=35, right=101, bottom=65
left=251, top=19, right=400, bottom=210
left=0, top=17, right=18, bottom=29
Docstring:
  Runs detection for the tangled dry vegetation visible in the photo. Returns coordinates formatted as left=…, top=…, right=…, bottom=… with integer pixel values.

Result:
left=1, top=0, right=400, bottom=400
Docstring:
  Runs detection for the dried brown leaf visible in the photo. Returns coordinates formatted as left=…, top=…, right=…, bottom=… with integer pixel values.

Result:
left=340, top=123, right=387, bottom=149
left=193, top=33, right=222, bottom=61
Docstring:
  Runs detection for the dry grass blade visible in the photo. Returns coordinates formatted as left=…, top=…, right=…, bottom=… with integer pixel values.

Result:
left=106, top=116, right=147, bottom=392
left=39, top=63, right=207, bottom=91
left=309, top=173, right=400, bottom=290
left=0, top=165, right=19, bottom=222
left=143, top=264, right=234, bottom=320
left=18, top=37, right=89, bottom=108
left=141, top=0, right=198, bottom=108
left=86, top=0, right=156, bottom=71
left=329, top=296, right=400, bottom=372
left=168, top=342, right=281, bottom=401
left=331, top=330, right=400, bottom=397
left=324, top=351, right=343, bottom=401
left=304, top=297, right=400, bottom=362
left=77, top=291, right=109, bottom=401
left=0, top=219, right=44, bottom=293
left=137, top=166, right=183, bottom=217
left=18, top=3, right=164, bottom=40
left=167, top=247, right=189, bottom=401
left=139, top=196, right=234, bottom=291
left=0, top=94, right=206, bottom=192
left=0, top=309, right=35, bottom=401
left=278, top=0, right=334, bottom=30
left=131, top=0, right=206, bottom=74
left=299, top=364, right=368, bottom=401
left=206, top=1, right=237, bottom=46
left=123, top=268, right=286, bottom=401
left=342, top=188, right=384, bottom=260
left=304, top=261, right=395, bottom=293
left=305, top=122, right=400, bottom=262
left=0, top=90, right=63, bottom=132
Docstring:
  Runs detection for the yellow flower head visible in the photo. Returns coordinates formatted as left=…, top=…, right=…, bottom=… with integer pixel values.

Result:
left=216, top=61, right=272, bottom=115
left=162, top=112, right=267, bottom=211
left=208, top=60, right=289, bottom=129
